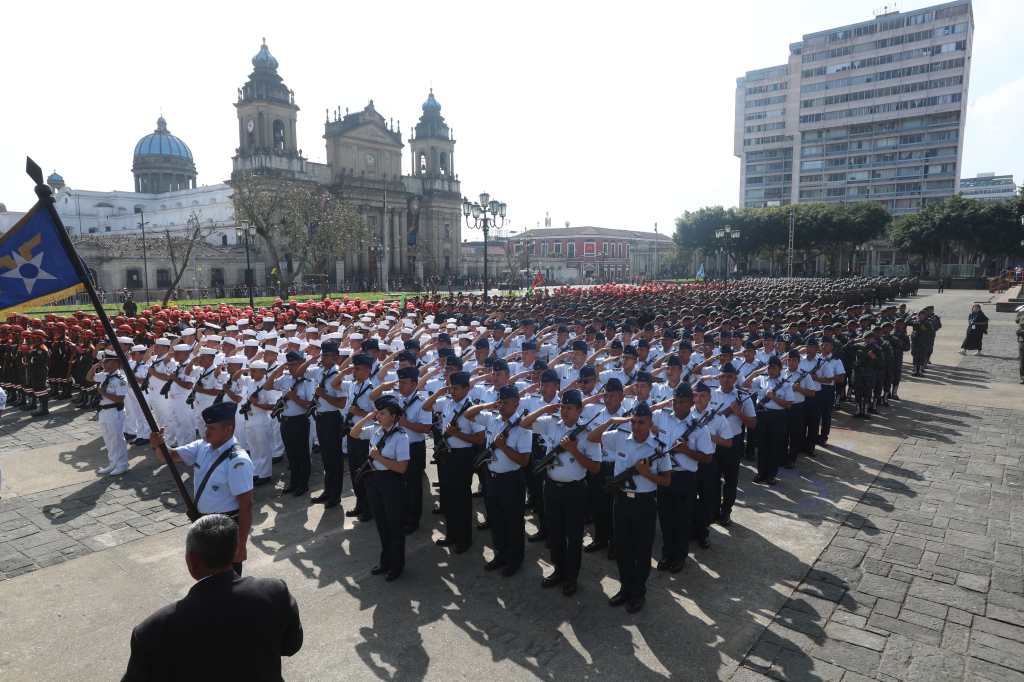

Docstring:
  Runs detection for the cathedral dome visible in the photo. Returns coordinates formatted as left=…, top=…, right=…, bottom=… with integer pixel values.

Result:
left=134, top=116, right=193, bottom=161
left=252, top=38, right=279, bottom=71
left=422, top=89, right=441, bottom=113
left=47, top=171, right=64, bottom=185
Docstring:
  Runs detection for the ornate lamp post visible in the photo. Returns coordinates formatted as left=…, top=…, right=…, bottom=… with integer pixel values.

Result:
left=235, top=221, right=256, bottom=309
left=714, top=224, right=741, bottom=290
left=133, top=207, right=151, bottom=304
left=462, top=192, right=507, bottom=299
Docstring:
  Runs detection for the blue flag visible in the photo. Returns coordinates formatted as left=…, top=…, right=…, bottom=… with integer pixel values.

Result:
left=0, top=202, right=87, bottom=313
left=696, top=264, right=705, bottom=281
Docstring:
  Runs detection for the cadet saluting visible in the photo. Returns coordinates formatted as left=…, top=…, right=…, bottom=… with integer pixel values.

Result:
left=85, top=350, right=130, bottom=476
left=149, top=401, right=254, bottom=575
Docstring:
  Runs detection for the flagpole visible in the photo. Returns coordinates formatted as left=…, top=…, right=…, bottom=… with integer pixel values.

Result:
left=25, top=157, right=198, bottom=520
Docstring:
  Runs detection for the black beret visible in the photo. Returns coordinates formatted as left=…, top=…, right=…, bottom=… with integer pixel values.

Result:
left=522, top=340, right=537, bottom=351
left=571, top=339, right=588, bottom=352
left=540, top=369, right=560, bottom=384
left=492, top=359, right=510, bottom=373
left=623, top=345, right=638, bottom=357
left=694, top=381, right=712, bottom=393
left=201, top=401, right=237, bottom=424
left=578, top=365, right=597, bottom=380
left=437, top=333, right=452, bottom=343
left=404, top=339, right=421, bottom=351
left=321, top=341, right=340, bottom=355
left=450, top=371, right=471, bottom=387
left=447, top=356, right=463, bottom=370
left=787, top=349, right=801, bottom=359
left=397, top=350, right=417, bottom=364
left=285, top=350, right=305, bottom=363
left=397, top=366, right=419, bottom=381
left=474, top=338, right=490, bottom=349
left=374, top=395, right=402, bottom=413
left=352, top=353, right=373, bottom=368
left=361, top=338, right=379, bottom=351
left=667, top=354, right=682, bottom=367
left=533, top=360, right=549, bottom=371
left=632, top=401, right=652, bottom=417
left=637, top=338, right=650, bottom=348
left=497, top=385, right=519, bottom=401
left=604, top=377, right=624, bottom=392
left=562, top=389, right=583, bottom=407
left=674, top=383, right=693, bottom=399
left=767, top=355, right=783, bottom=367
left=636, top=371, right=653, bottom=383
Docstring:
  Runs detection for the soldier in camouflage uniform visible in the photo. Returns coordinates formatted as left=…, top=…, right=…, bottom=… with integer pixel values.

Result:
left=48, top=324, right=75, bottom=400
left=875, top=327, right=894, bottom=408
left=887, top=319, right=910, bottom=401
left=851, top=336, right=875, bottom=420
left=910, top=311, right=933, bottom=377
left=24, top=331, right=51, bottom=416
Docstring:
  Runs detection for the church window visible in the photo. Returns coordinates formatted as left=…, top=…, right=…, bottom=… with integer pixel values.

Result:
left=221, top=234, right=228, bottom=246
left=439, top=152, right=449, bottom=176
left=126, top=268, right=142, bottom=289
left=273, top=120, right=286, bottom=151
left=156, top=269, right=171, bottom=288
left=602, top=242, right=608, bottom=255
left=553, top=242, right=562, bottom=256
left=567, top=242, right=576, bottom=258
left=417, top=152, right=428, bottom=175
left=542, top=242, right=549, bottom=257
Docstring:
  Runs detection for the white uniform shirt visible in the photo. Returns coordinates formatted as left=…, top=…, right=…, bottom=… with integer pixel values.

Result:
left=480, top=411, right=532, bottom=474
left=690, top=404, right=730, bottom=447
left=188, top=365, right=223, bottom=409
left=273, top=373, right=315, bottom=417
left=307, top=364, right=344, bottom=413
left=96, top=370, right=128, bottom=408
left=799, top=357, right=825, bottom=392
left=781, top=367, right=807, bottom=405
left=593, top=404, right=634, bottom=463
left=436, top=396, right=483, bottom=449
left=393, top=390, right=430, bottom=444
left=531, top=415, right=593, bottom=482
left=710, top=387, right=755, bottom=438
left=609, top=432, right=669, bottom=493
left=364, top=424, right=411, bottom=471
left=753, top=374, right=794, bottom=411
left=654, top=408, right=711, bottom=472
left=345, top=379, right=377, bottom=439
left=827, top=355, right=846, bottom=380
left=241, top=376, right=281, bottom=419
left=176, top=436, right=254, bottom=514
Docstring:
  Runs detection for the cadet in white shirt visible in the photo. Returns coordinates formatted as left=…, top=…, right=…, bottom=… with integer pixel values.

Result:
left=798, top=338, right=828, bottom=457
left=587, top=402, right=670, bottom=613
left=86, top=351, right=130, bottom=476
left=349, top=395, right=410, bottom=581
left=583, top=377, right=633, bottom=557
left=124, top=345, right=152, bottom=445
left=690, top=381, right=732, bottom=549
left=269, top=351, right=316, bottom=498
left=521, top=389, right=602, bottom=596
left=377, top=365, right=433, bottom=533
left=338, top=354, right=381, bottom=521
left=307, top=341, right=348, bottom=509
left=709, top=363, right=757, bottom=527
left=233, top=360, right=279, bottom=484
left=464, top=385, right=532, bottom=576
left=149, top=401, right=254, bottom=575
left=744, top=356, right=794, bottom=485
left=782, top=349, right=817, bottom=468
left=422, top=371, right=485, bottom=553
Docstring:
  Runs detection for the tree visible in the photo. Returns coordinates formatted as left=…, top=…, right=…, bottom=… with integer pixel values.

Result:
left=160, top=210, right=215, bottom=306
left=232, top=174, right=366, bottom=296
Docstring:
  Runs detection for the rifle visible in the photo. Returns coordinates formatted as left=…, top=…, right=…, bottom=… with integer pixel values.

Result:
left=271, top=376, right=307, bottom=421
left=531, top=411, right=603, bottom=474
left=340, top=380, right=374, bottom=437
left=185, top=367, right=216, bottom=408
left=142, top=353, right=168, bottom=392
left=604, top=435, right=668, bottom=494
left=239, top=380, right=266, bottom=420
left=473, top=410, right=526, bottom=469
left=353, top=424, right=402, bottom=489
left=433, top=398, right=476, bottom=460
left=306, top=366, right=339, bottom=418
left=159, top=364, right=184, bottom=398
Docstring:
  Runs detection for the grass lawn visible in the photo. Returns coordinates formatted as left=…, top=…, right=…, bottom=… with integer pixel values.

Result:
left=20, top=291, right=428, bottom=317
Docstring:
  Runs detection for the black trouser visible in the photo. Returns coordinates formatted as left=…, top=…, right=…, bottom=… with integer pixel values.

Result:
left=614, top=491, right=657, bottom=600
left=347, top=438, right=371, bottom=515
left=485, top=468, right=526, bottom=568
left=743, top=424, right=757, bottom=460
left=587, top=462, right=614, bottom=546
left=526, top=435, right=546, bottom=534
left=280, top=415, right=311, bottom=489
left=892, top=358, right=903, bottom=393
left=315, top=411, right=343, bottom=502
left=694, top=461, right=718, bottom=542
left=785, top=403, right=805, bottom=464
left=818, top=386, right=834, bottom=440
left=758, top=410, right=786, bottom=480
left=803, top=392, right=820, bottom=450
left=658, top=470, right=696, bottom=563
left=403, top=441, right=427, bottom=529
left=717, top=435, right=743, bottom=517
left=442, top=447, right=476, bottom=547
left=367, top=470, right=405, bottom=574
left=544, top=478, right=587, bottom=581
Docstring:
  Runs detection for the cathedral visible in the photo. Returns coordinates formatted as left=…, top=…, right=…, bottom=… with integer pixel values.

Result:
left=231, top=39, right=464, bottom=286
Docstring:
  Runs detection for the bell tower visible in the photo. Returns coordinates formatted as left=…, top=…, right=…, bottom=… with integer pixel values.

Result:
left=233, top=39, right=300, bottom=171
left=409, top=90, right=454, bottom=178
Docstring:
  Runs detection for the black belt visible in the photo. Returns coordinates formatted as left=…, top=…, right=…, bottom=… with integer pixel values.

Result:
left=547, top=478, right=585, bottom=487
left=98, top=403, right=124, bottom=411
left=617, top=489, right=655, bottom=497
left=450, top=446, right=476, bottom=454
left=488, top=468, right=524, bottom=477
left=283, top=414, right=308, bottom=420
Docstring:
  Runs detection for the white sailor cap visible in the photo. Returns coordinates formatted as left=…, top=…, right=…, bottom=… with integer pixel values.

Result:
left=225, top=355, right=246, bottom=366
left=286, top=336, right=301, bottom=345
left=283, top=324, right=298, bottom=331
left=305, top=326, right=319, bottom=333
left=262, top=316, right=275, bottom=323
left=173, top=343, right=191, bottom=352
left=117, top=336, right=134, bottom=345
left=223, top=337, right=240, bottom=346
left=425, top=315, right=435, bottom=324
left=155, top=338, right=171, bottom=346
left=350, top=332, right=364, bottom=341
left=242, top=330, right=258, bottom=338
left=130, top=344, right=147, bottom=353
left=470, top=321, right=481, bottom=328
left=181, top=327, right=197, bottom=336
left=207, top=335, right=222, bottom=343
left=446, top=318, right=457, bottom=325
left=264, top=346, right=281, bottom=355
left=249, top=360, right=268, bottom=370
left=263, top=331, right=278, bottom=340
left=457, top=326, right=469, bottom=333
left=199, top=347, right=217, bottom=356
left=243, top=339, right=260, bottom=348
left=236, top=318, right=250, bottom=326
left=203, top=322, right=221, bottom=331
left=225, top=325, right=238, bottom=332
left=308, top=339, right=322, bottom=348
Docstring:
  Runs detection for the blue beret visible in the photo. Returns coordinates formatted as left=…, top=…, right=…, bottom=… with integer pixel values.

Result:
left=201, top=401, right=237, bottom=424
left=604, top=377, right=624, bottom=392
left=667, top=354, right=682, bottom=367
left=522, top=340, right=537, bottom=351
left=533, top=360, right=549, bottom=371
left=719, top=363, right=737, bottom=374
left=352, top=353, right=373, bottom=368
left=492, top=359, right=510, bottom=373
left=562, top=389, right=583, bottom=407
left=768, top=355, right=783, bottom=367
left=321, top=341, right=340, bottom=354
left=557, top=325, right=569, bottom=333
left=474, top=338, right=490, bottom=350
left=438, top=333, right=452, bottom=343
left=374, top=395, right=402, bottom=413
left=674, top=383, right=693, bottom=399
left=447, top=356, right=463, bottom=370
left=678, top=341, right=693, bottom=351
left=578, top=365, right=597, bottom=380
left=450, top=371, right=471, bottom=387
left=571, top=339, right=588, bottom=352
left=497, top=385, right=519, bottom=400
left=540, top=369, right=560, bottom=384
left=694, top=381, right=712, bottom=393
left=637, top=338, right=650, bottom=348
left=787, top=349, right=801, bottom=359
left=361, top=338, right=379, bottom=351
left=404, top=339, right=421, bottom=351
left=636, top=371, right=653, bottom=383
left=397, top=350, right=417, bottom=364
left=397, top=366, right=419, bottom=381
left=285, top=351, right=305, bottom=363
left=632, top=401, right=652, bottom=417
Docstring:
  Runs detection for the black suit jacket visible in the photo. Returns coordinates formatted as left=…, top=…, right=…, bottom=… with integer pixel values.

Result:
left=122, top=571, right=302, bottom=682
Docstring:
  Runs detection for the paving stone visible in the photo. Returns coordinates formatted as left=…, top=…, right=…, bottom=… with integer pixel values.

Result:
left=879, top=634, right=915, bottom=679
left=899, top=608, right=945, bottom=632
left=958, top=573, right=992, bottom=593
left=904, top=595, right=948, bottom=620
left=885, top=542, right=926, bottom=566
left=906, top=647, right=966, bottom=681
left=771, top=648, right=846, bottom=681
left=969, top=632, right=1024, bottom=673
left=830, top=610, right=868, bottom=629
left=824, top=623, right=887, bottom=651
left=986, top=590, right=1024, bottom=624
left=860, top=574, right=911, bottom=602
left=973, top=616, right=1024, bottom=644
left=80, top=526, right=144, bottom=552
left=943, top=622, right=971, bottom=654
left=875, top=599, right=901, bottom=618
left=909, top=578, right=987, bottom=614
left=808, top=640, right=881, bottom=677
left=868, top=613, right=943, bottom=645
left=967, top=656, right=1024, bottom=682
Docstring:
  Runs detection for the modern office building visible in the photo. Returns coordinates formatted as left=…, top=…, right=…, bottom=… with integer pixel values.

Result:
left=735, top=0, right=973, bottom=216
left=959, top=172, right=1018, bottom=201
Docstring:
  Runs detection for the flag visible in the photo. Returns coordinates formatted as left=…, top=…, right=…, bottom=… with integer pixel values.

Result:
left=0, top=202, right=87, bottom=314
left=696, top=264, right=705, bottom=281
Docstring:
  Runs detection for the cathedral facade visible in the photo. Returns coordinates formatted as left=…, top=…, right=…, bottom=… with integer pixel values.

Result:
left=231, top=40, right=463, bottom=286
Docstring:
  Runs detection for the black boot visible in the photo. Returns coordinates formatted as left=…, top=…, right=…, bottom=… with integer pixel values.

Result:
left=9, top=389, right=22, bottom=407
left=32, top=396, right=49, bottom=417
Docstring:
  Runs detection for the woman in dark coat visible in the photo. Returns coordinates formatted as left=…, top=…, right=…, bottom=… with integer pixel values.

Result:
left=960, top=304, right=988, bottom=355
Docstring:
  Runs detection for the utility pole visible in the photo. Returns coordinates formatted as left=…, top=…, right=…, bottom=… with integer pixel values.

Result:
left=787, top=206, right=795, bottom=279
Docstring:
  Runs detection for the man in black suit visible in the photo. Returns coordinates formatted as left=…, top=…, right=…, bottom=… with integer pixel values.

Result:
left=122, top=514, right=303, bottom=681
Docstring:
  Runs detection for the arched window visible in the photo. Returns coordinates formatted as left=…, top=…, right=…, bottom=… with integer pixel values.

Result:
left=439, top=152, right=449, bottom=176
left=273, top=120, right=286, bottom=151
left=417, top=152, right=428, bottom=175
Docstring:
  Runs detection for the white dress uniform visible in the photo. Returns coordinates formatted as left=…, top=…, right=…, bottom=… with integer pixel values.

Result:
left=176, top=436, right=254, bottom=514
left=166, top=361, right=195, bottom=448
left=239, top=376, right=280, bottom=479
left=710, top=387, right=756, bottom=441
left=436, top=395, right=485, bottom=448
left=188, top=365, right=224, bottom=440
left=125, top=359, right=152, bottom=440
left=530, top=415, right=592, bottom=483
left=95, top=370, right=130, bottom=474
left=364, top=424, right=412, bottom=470
left=479, top=410, right=532, bottom=473
left=148, top=353, right=176, bottom=433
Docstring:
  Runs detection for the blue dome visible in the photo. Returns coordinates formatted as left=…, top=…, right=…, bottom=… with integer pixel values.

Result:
left=252, top=38, right=278, bottom=70
left=47, top=170, right=64, bottom=184
left=134, top=116, right=193, bottom=161
left=422, top=89, right=441, bottom=113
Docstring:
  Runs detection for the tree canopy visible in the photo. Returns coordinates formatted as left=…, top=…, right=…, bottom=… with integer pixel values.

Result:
left=887, top=193, right=1024, bottom=262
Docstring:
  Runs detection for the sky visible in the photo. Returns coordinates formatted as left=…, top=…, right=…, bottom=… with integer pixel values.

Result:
left=0, top=0, right=1021, bottom=235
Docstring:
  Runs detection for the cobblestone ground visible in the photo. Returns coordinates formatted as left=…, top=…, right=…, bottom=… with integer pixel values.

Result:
left=739, top=293, right=1024, bottom=682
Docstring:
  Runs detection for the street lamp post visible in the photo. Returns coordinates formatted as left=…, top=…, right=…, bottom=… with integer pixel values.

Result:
left=235, top=221, right=256, bottom=310
left=133, top=207, right=151, bottom=304
left=462, top=192, right=507, bottom=299
left=714, top=224, right=741, bottom=290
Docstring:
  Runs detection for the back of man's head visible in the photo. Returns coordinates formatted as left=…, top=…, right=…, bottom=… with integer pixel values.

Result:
left=185, top=514, right=238, bottom=579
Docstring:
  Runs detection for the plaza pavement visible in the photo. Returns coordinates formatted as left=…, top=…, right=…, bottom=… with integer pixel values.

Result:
left=0, top=289, right=1020, bottom=681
